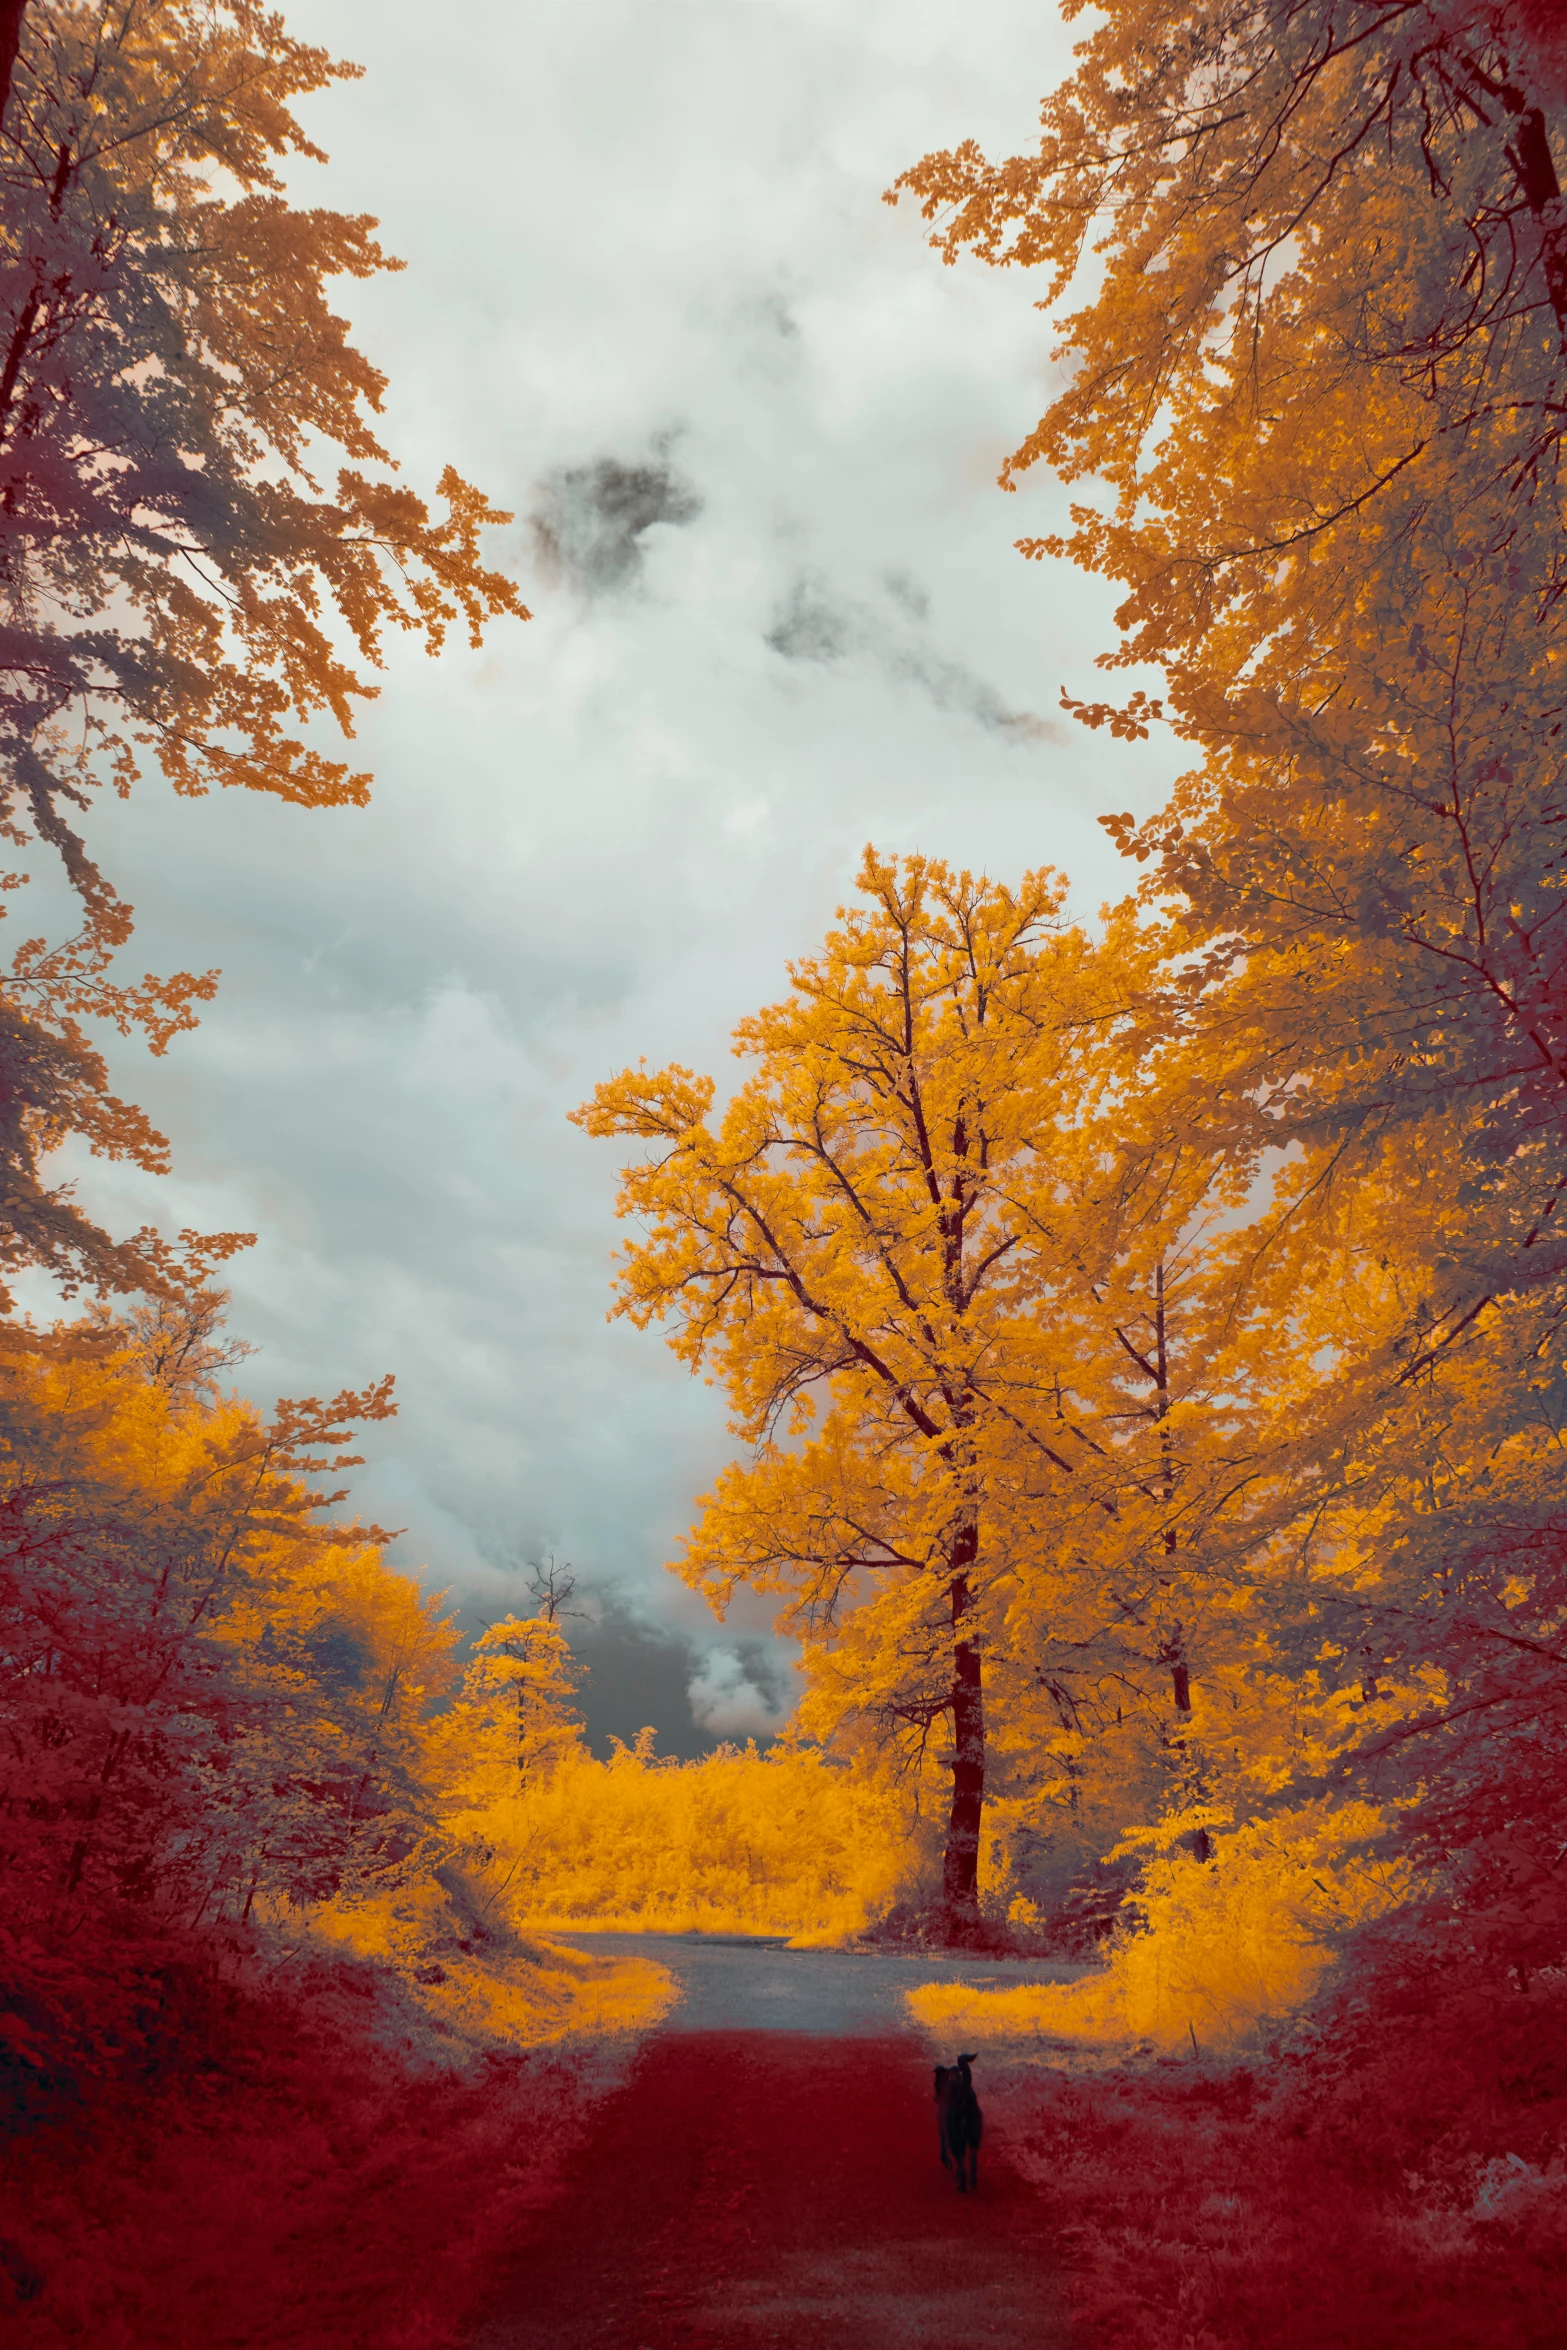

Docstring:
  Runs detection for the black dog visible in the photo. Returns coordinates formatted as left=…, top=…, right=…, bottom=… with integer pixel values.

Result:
left=934, top=2052, right=982, bottom=2193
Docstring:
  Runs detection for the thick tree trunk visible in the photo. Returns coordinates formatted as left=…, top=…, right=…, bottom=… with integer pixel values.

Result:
left=942, top=1532, right=984, bottom=1932
left=0, top=2, right=26, bottom=130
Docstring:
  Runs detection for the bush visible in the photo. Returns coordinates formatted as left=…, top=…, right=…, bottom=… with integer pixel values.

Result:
left=989, top=1954, right=1567, bottom=2350
left=454, top=1732, right=914, bottom=1940
left=0, top=1947, right=636, bottom=2350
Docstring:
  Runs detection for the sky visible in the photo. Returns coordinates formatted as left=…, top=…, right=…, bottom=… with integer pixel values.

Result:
left=38, top=0, right=1182, bottom=1751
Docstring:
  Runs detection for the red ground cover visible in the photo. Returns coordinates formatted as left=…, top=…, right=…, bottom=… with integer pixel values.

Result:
left=7, top=1961, right=1564, bottom=2348
left=1, top=1964, right=610, bottom=2350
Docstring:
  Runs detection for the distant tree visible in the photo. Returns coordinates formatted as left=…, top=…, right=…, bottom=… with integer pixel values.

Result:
left=524, top=1553, right=587, bottom=1626
left=427, top=1614, right=583, bottom=1810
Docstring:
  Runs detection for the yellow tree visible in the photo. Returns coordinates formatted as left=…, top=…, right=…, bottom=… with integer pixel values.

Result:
left=891, top=1, right=1567, bottom=1959
left=0, top=1309, right=457, bottom=1943
left=428, top=1614, right=583, bottom=1813
left=574, top=848, right=1273, bottom=1931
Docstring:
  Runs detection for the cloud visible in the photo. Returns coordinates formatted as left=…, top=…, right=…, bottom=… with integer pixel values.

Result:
left=687, top=1644, right=799, bottom=1741
left=766, top=576, right=852, bottom=663
left=530, top=451, right=703, bottom=596
left=766, top=568, right=1068, bottom=741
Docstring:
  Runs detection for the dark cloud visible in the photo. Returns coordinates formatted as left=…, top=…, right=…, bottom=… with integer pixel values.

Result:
left=883, top=569, right=930, bottom=621
left=766, top=569, right=1066, bottom=741
left=765, top=575, right=851, bottom=662
left=569, top=1595, right=794, bottom=1757
left=442, top=1585, right=714, bottom=1757
left=572, top=1593, right=714, bottom=1755
left=531, top=453, right=702, bottom=595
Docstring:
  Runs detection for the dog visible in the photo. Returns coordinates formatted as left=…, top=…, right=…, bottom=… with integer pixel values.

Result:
left=934, top=2051, right=982, bottom=2193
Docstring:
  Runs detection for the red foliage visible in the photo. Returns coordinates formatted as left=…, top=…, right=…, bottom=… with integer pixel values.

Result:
left=1, top=1955, right=600, bottom=2349
left=1004, top=1952, right=1567, bottom=2350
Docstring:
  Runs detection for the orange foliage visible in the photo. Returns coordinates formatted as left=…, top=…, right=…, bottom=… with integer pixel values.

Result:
left=1, top=1, right=527, bottom=1003
left=576, top=848, right=1188, bottom=1930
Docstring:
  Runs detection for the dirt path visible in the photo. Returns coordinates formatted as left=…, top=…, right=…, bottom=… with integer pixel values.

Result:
left=467, top=2025, right=1071, bottom=2349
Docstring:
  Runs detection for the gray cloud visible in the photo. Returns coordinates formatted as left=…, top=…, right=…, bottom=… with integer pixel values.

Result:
left=766, top=576, right=851, bottom=663
left=573, top=1593, right=732, bottom=1760
left=766, top=568, right=1067, bottom=742
left=531, top=452, right=702, bottom=596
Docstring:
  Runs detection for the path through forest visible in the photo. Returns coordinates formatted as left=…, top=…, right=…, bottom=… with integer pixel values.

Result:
left=467, top=1935, right=1085, bottom=2350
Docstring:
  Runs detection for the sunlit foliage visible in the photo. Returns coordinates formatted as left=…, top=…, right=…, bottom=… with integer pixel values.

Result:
left=574, top=847, right=1320, bottom=1932
left=894, top=0, right=1567, bottom=1299
left=0, top=1307, right=441, bottom=2073
left=453, top=1728, right=913, bottom=1943
left=910, top=1802, right=1406, bottom=2051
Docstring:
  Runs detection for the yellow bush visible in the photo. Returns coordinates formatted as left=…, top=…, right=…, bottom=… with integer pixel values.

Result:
left=291, top=1871, right=677, bottom=2047
left=452, top=1733, right=913, bottom=1941
left=908, top=1804, right=1406, bottom=2051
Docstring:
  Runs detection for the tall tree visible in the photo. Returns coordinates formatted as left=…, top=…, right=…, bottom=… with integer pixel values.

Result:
left=894, top=1, right=1567, bottom=1319
left=892, top=6, right=1567, bottom=1951
left=575, top=849, right=1274, bottom=1930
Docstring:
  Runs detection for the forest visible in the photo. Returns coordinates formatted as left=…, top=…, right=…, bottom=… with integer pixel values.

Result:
left=2, top=3, right=1565, bottom=2347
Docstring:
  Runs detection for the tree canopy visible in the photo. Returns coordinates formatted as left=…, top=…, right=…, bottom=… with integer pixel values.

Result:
left=578, top=849, right=1348, bottom=1925
left=864, top=0, right=1567, bottom=1970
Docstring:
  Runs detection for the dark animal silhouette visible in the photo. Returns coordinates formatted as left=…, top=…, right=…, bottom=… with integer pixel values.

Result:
left=933, top=2052, right=982, bottom=2193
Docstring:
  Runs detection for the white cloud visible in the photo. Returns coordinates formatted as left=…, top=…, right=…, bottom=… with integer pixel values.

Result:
left=30, top=0, right=1182, bottom=1729
left=687, top=1647, right=797, bottom=1741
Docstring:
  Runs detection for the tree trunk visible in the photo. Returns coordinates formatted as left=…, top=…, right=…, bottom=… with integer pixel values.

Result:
left=1164, top=1628, right=1213, bottom=1861
left=0, top=3, right=26, bottom=130
left=942, top=1532, right=984, bottom=1932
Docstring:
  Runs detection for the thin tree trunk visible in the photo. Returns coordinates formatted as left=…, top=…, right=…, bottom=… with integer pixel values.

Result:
left=1162, top=1625, right=1213, bottom=1861
left=0, top=2, right=25, bottom=131
left=942, top=1524, right=984, bottom=1932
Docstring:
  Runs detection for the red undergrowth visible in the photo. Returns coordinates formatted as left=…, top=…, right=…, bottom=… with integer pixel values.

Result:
left=998, top=1955, right=1567, bottom=2350
left=1, top=1954, right=606, bottom=2350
